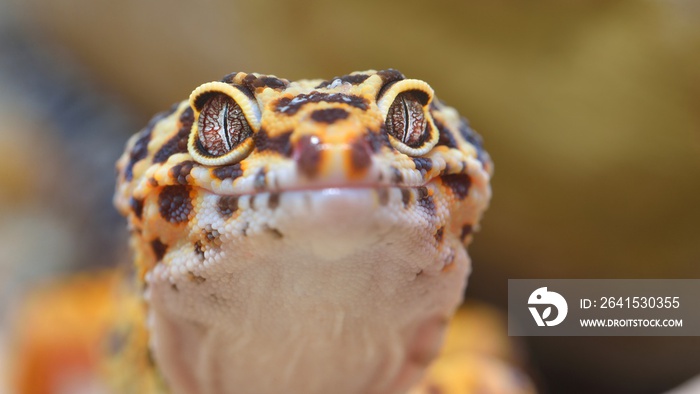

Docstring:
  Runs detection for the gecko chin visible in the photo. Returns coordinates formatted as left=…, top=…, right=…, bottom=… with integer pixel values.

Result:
left=240, top=186, right=440, bottom=259
left=145, top=185, right=471, bottom=394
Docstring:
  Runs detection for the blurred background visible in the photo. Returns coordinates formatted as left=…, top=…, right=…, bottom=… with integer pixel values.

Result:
left=0, top=0, right=698, bottom=393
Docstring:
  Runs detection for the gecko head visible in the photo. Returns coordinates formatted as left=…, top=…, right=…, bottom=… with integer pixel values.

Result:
left=115, top=69, right=492, bottom=276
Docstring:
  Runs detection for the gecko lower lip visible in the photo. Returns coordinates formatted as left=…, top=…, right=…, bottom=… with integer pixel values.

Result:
left=196, top=183, right=429, bottom=198
left=224, top=187, right=432, bottom=219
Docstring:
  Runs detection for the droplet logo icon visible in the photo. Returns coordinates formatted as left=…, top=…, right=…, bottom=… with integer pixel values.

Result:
left=528, top=287, right=568, bottom=327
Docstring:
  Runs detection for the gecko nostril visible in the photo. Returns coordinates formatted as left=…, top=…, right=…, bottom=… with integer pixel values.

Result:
left=310, top=108, right=349, bottom=124
left=295, top=135, right=323, bottom=178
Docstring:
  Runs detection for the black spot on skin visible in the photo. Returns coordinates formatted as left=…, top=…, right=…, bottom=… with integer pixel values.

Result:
left=376, top=69, right=405, bottom=84
left=415, top=269, right=423, bottom=277
left=220, top=72, right=240, bottom=84
left=365, top=126, right=391, bottom=152
left=171, top=283, right=179, bottom=291
left=275, top=92, right=368, bottom=115
left=296, top=135, right=323, bottom=178
left=153, top=107, right=194, bottom=163
left=377, top=188, right=389, bottom=206
left=188, top=271, right=206, bottom=284
left=460, top=225, right=473, bottom=242
left=253, top=128, right=293, bottom=156
left=151, top=239, right=168, bottom=261
left=125, top=131, right=151, bottom=181
left=441, top=173, right=472, bottom=200
left=310, top=108, right=349, bottom=124
left=265, top=226, right=283, bottom=239
left=130, top=197, right=144, bottom=219
left=435, top=226, right=444, bottom=243
left=217, top=196, right=239, bottom=218
left=458, top=120, right=482, bottom=146
left=234, top=84, right=257, bottom=102
left=258, top=77, right=288, bottom=89
left=194, top=241, right=205, bottom=260
left=124, top=101, right=179, bottom=178
left=401, top=189, right=411, bottom=207
left=169, top=160, right=195, bottom=185
left=417, top=187, right=435, bottom=213
left=315, top=73, right=370, bottom=88
left=417, top=186, right=429, bottom=200
left=350, top=138, right=372, bottom=173
left=412, top=157, right=433, bottom=174
left=204, top=226, right=220, bottom=241
left=250, top=195, right=257, bottom=210
left=212, top=163, right=243, bottom=181
left=376, top=69, right=407, bottom=100
left=158, top=185, right=193, bottom=223
left=268, top=193, right=280, bottom=210
left=391, top=167, right=403, bottom=184
left=458, top=119, right=488, bottom=163
left=254, top=168, right=266, bottom=190
left=243, top=74, right=289, bottom=91
left=433, top=118, right=458, bottom=149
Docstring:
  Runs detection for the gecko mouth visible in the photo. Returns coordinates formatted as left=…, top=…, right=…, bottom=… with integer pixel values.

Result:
left=202, top=185, right=433, bottom=206
left=192, top=181, right=439, bottom=218
left=193, top=185, right=443, bottom=265
left=197, top=182, right=432, bottom=198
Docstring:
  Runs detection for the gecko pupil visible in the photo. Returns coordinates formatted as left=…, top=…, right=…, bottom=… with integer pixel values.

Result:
left=385, top=91, right=428, bottom=148
left=196, top=93, right=252, bottom=157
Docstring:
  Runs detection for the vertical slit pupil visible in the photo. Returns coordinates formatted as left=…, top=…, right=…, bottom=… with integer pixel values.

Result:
left=401, top=95, right=410, bottom=144
left=222, top=102, right=231, bottom=150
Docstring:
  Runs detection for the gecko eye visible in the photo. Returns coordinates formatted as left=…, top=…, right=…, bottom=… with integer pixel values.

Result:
left=377, top=79, right=438, bottom=156
left=196, top=93, right=252, bottom=156
left=386, top=91, right=429, bottom=147
left=187, top=82, right=261, bottom=166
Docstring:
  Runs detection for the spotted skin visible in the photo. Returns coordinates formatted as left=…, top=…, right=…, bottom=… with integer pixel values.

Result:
left=114, top=69, right=493, bottom=394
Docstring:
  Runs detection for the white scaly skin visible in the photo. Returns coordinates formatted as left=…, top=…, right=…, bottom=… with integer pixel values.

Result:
left=114, top=69, right=492, bottom=394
